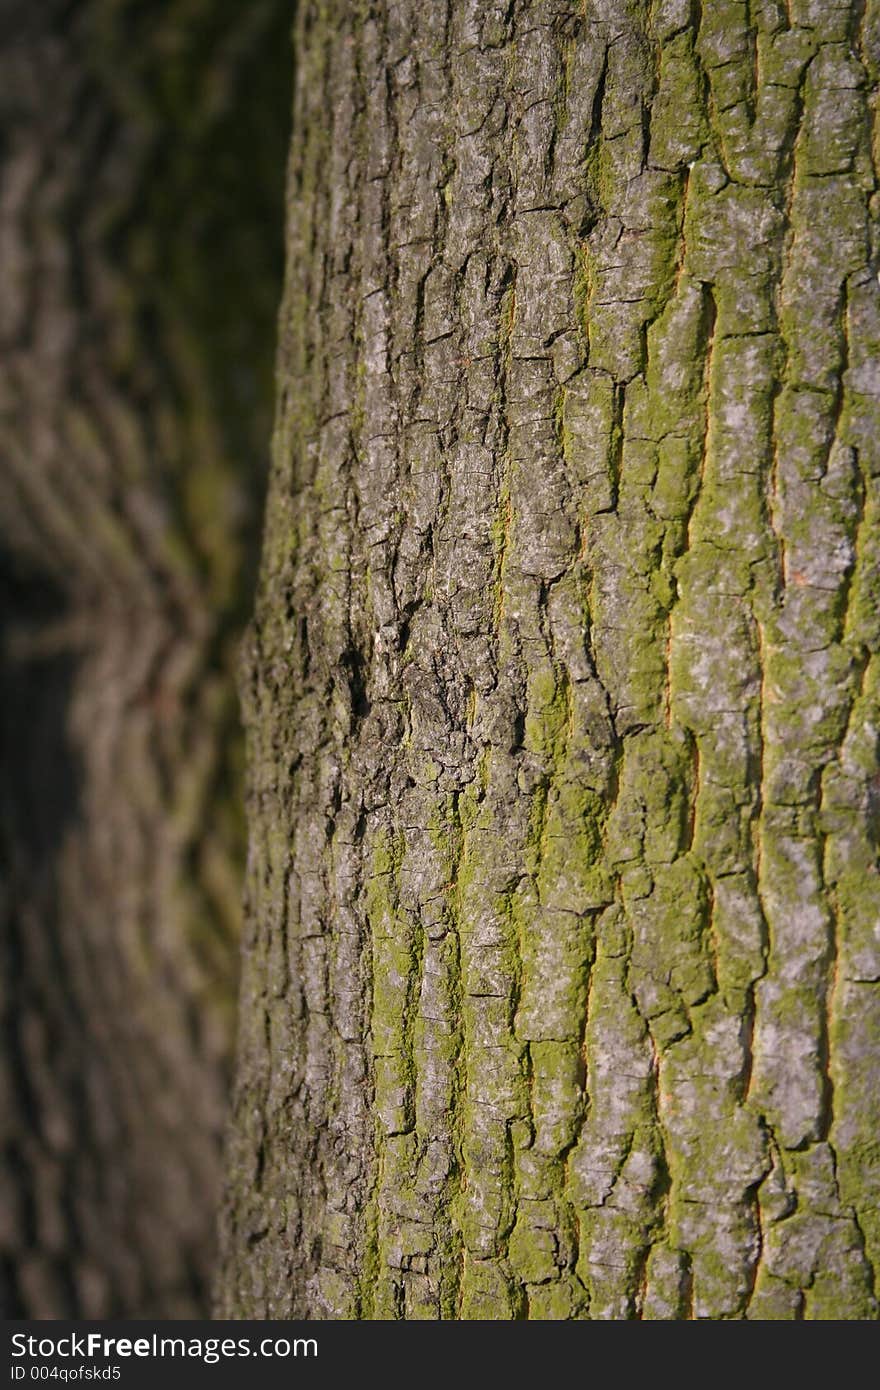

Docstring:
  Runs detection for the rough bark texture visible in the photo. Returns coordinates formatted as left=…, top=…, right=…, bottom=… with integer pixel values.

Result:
left=218, top=0, right=880, bottom=1319
left=0, top=0, right=289, bottom=1316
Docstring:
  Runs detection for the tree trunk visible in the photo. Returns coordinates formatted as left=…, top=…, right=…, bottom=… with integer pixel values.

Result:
left=217, top=0, right=880, bottom=1319
left=0, top=0, right=289, bottom=1316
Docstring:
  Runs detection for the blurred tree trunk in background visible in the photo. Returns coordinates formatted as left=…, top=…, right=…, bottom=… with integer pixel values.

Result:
left=0, top=0, right=289, bottom=1316
left=217, top=0, right=880, bottom=1319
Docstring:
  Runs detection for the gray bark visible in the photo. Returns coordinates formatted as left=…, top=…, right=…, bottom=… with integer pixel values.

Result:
left=217, top=0, right=880, bottom=1319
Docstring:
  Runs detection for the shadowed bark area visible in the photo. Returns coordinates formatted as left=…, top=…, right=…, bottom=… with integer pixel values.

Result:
left=0, top=0, right=289, bottom=1316
left=218, top=0, right=880, bottom=1318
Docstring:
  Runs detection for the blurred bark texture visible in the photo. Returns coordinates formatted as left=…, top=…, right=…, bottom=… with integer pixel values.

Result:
left=217, top=0, right=880, bottom=1320
left=0, top=0, right=289, bottom=1316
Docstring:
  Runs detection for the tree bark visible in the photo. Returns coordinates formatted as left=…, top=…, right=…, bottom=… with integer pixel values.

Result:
left=217, top=0, right=880, bottom=1319
left=0, top=0, right=289, bottom=1316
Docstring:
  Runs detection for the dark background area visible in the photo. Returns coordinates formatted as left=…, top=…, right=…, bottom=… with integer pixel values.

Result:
left=0, top=0, right=292, bottom=1317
